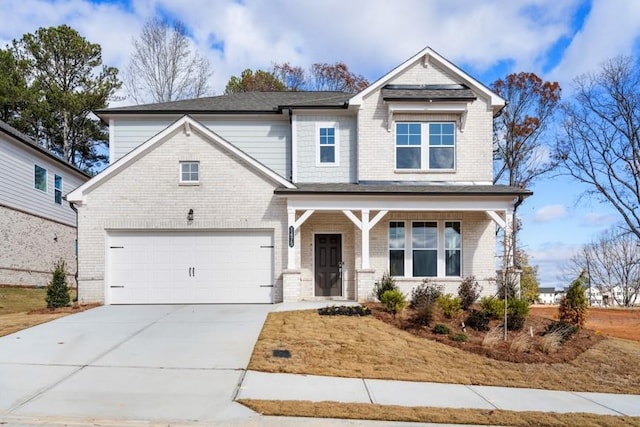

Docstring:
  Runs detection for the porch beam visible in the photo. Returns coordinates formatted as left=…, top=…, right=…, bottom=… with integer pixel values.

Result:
left=342, top=210, right=362, bottom=229
left=362, top=209, right=371, bottom=269
left=485, top=210, right=506, bottom=229
left=369, top=210, right=388, bottom=229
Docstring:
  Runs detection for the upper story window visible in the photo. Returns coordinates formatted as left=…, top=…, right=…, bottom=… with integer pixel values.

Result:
left=317, top=124, right=338, bottom=166
left=34, top=165, right=46, bottom=192
left=54, top=174, right=63, bottom=204
left=180, top=161, right=199, bottom=184
left=396, top=122, right=456, bottom=171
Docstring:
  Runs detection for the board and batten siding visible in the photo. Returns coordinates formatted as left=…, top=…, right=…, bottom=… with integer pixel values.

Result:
left=0, top=133, right=87, bottom=227
left=111, top=117, right=291, bottom=179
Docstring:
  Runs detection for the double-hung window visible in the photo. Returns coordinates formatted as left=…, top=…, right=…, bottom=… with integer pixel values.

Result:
left=180, top=161, right=199, bottom=183
left=396, top=122, right=455, bottom=170
left=34, top=165, right=46, bottom=192
left=317, top=124, right=338, bottom=166
left=54, top=175, right=63, bottom=204
left=388, top=221, right=462, bottom=278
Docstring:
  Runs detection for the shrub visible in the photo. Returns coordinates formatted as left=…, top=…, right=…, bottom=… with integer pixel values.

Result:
left=465, top=309, right=490, bottom=331
left=505, top=298, right=530, bottom=331
left=458, top=276, right=482, bottom=311
left=509, top=333, right=531, bottom=353
left=559, top=272, right=588, bottom=327
left=46, top=259, right=71, bottom=309
left=318, top=305, right=371, bottom=316
left=544, top=321, right=578, bottom=342
left=380, top=289, right=407, bottom=316
left=410, top=279, right=442, bottom=308
left=432, top=323, right=450, bottom=335
left=436, top=294, right=462, bottom=319
left=479, top=296, right=505, bottom=319
left=482, top=327, right=503, bottom=348
left=506, top=313, right=526, bottom=331
left=540, top=330, right=564, bottom=354
left=373, top=272, right=398, bottom=301
left=411, top=303, right=434, bottom=326
left=450, top=332, right=468, bottom=342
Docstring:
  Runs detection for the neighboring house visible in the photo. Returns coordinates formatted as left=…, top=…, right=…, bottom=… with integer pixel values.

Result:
left=68, top=47, right=531, bottom=305
left=537, top=287, right=558, bottom=304
left=0, top=120, right=89, bottom=287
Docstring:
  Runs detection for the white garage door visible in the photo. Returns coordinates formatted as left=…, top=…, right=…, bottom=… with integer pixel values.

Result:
left=107, top=231, right=274, bottom=304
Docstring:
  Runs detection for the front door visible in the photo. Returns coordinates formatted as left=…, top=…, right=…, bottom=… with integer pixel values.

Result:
left=314, top=234, right=342, bottom=297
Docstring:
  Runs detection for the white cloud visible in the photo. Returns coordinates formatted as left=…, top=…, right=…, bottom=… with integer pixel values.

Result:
left=528, top=242, right=581, bottom=288
left=532, top=204, right=568, bottom=222
left=580, top=212, right=619, bottom=227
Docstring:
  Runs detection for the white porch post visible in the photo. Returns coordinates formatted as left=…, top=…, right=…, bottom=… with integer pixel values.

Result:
left=287, top=208, right=296, bottom=269
left=361, top=209, right=370, bottom=269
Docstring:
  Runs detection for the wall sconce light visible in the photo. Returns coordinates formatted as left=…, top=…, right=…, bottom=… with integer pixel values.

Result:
left=187, top=209, right=194, bottom=222
left=53, top=233, right=58, bottom=242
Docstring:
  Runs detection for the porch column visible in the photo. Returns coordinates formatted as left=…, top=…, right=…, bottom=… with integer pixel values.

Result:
left=361, top=209, right=370, bottom=269
left=287, top=208, right=296, bottom=269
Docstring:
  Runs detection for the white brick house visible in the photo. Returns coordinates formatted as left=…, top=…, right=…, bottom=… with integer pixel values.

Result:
left=0, top=120, right=89, bottom=287
left=68, top=47, right=531, bottom=304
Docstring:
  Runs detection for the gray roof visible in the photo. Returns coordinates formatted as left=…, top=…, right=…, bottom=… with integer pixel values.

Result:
left=275, top=183, right=532, bottom=196
left=97, top=91, right=352, bottom=115
left=0, top=120, right=89, bottom=177
left=381, top=84, right=477, bottom=102
left=538, top=287, right=557, bottom=293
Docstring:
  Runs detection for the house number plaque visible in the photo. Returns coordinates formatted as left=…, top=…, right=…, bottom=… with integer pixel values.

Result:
left=288, top=226, right=295, bottom=247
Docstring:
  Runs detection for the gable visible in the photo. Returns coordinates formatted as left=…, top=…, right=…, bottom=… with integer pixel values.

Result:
left=67, top=116, right=294, bottom=204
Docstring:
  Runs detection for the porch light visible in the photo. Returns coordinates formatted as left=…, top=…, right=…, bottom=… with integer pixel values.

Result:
left=187, top=209, right=194, bottom=222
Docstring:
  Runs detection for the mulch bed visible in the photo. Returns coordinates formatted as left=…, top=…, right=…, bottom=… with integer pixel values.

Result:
left=364, top=303, right=604, bottom=364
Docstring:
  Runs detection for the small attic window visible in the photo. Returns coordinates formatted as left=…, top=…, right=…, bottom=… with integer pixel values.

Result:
left=180, top=161, right=199, bottom=184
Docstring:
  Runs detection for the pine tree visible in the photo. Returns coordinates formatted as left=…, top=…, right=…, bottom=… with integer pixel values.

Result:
left=46, top=259, right=71, bottom=309
left=559, top=270, right=588, bottom=327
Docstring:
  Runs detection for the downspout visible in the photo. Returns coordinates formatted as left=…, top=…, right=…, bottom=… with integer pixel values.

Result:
left=288, top=108, right=293, bottom=182
left=69, top=200, right=79, bottom=303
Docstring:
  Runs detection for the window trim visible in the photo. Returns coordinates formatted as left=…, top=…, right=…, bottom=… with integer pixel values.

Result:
left=34, top=164, right=47, bottom=192
left=316, top=122, right=339, bottom=167
left=54, top=174, right=63, bottom=205
left=388, top=220, right=462, bottom=278
left=394, top=122, right=456, bottom=172
left=179, top=161, right=200, bottom=185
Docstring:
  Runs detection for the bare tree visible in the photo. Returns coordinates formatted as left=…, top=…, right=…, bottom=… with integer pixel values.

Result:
left=572, top=227, right=640, bottom=307
left=125, top=18, right=212, bottom=103
left=558, top=55, right=640, bottom=240
left=272, top=62, right=306, bottom=91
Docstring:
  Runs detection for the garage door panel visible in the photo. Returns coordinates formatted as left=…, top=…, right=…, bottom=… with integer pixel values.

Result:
left=107, top=230, right=274, bottom=304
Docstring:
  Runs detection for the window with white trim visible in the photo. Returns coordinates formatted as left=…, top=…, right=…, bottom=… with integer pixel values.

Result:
left=388, top=221, right=462, bottom=278
left=317, top=124, right=338, bottom=166
left=54, top=174, right=63, bottom=204
left=34, top=165, right=46, bottom=192
left=395, top=122, right=455, bottom=170
left=180, top=161, right=199, bottom=183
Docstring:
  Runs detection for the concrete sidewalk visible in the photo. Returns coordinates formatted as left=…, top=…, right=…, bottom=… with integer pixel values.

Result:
left=238, top=370, right=640, bottom=416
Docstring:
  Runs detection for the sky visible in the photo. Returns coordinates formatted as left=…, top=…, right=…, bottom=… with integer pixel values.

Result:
left=1, top=0, right=639, bottom=289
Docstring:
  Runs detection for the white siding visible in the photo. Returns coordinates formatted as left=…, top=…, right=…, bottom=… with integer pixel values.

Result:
left=0, top=134, right=88, bottom=226
left=111, top=117, right=291, bottom=179
left=294, top=114, right=357, bottom=183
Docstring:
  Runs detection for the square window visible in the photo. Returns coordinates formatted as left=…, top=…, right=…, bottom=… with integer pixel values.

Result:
left=395, top=122, right=456, bottom=170
left=180, top=161, right=199, bottom=183
left=34, top=165, right=46, bottom=192
left=54, top=174, right=63, bottom=204
left=318, top=126, right=337, bottom=165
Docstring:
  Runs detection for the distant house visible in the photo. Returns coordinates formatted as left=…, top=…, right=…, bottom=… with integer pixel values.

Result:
left=537, top=287, right=558, bottom=304
left=0, top=120, right=89, bottom=287
left=68, top=47, right=531, bottom=305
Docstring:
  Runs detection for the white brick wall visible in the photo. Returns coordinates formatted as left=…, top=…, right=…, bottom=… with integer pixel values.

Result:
left=357, top=59, right=493, bottom=183
left=76, top=127, right=287, bottom=303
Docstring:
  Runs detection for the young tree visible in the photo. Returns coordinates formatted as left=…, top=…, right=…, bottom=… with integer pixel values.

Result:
left=224, top=69, right=286, bottom=94
left=557, top=55, right=640, bottom=240
left=518, top=251, right=540, bottom=304
left=125, top=18, right=213, bottom=103
left=8, top=25, right=121, bottom=172
left=559, top=271, right=588, bottom=328
left=46, top=259, right=71, bottom=309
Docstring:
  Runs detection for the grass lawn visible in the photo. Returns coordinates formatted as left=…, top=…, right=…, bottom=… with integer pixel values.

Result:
left=0, top=285, right=95, bottom=337
left=244, top=308, right=640, bottom=424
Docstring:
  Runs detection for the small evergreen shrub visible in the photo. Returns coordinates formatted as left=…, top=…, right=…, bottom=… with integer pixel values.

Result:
left=436, top=294, right=462, bottom=319
left=410, top=279, right=442, bottom=308
left=479, top=296, right=505, bottom=319
left=46, top=259, right=71, bottom=309
left=450, top=332, right=468, bottom=342
left=506, top=313, right=526, bottom=331
left=380, top=289, right=407, bottom=316
left=411, top=303, right=434, bottom=326
left=505, top=298, right=530, bottom=331
left=458, top=276, right=482, bottom=311
left=559, top=272, right=588, bottom=327
left=465, top=309, right=490, bottom=331
left=318, top=305, right=371, bottom=316
left=432, top=323, right=451, bottom=335
left=373, top=272, right=398, bottom=301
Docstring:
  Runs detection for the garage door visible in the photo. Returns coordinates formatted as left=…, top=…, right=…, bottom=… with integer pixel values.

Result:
left=107, top=231, right=274, bottom=304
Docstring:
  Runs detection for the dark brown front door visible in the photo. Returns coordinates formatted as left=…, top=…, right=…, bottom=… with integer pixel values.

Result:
left=314, top=234, right=342, bottom=296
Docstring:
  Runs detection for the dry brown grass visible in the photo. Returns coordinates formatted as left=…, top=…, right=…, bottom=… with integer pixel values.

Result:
left=239, top=399, right=640, bottom=427
left=248, top=309, right=640, bottom=394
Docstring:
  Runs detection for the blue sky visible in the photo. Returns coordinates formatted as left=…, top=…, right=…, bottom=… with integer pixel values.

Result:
left=1, top=0, right=639, bottom=288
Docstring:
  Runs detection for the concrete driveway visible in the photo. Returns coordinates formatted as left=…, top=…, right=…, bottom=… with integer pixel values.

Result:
left=0, top=304, right=272, bottom=425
